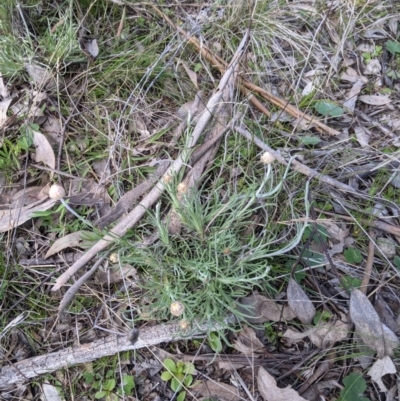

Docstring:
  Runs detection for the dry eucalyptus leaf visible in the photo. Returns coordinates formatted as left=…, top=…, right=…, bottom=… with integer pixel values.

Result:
left=358, top=95, right=391, bottom=106
left=95, top=264, right=138, bottom=284
left=193, top=380, right=241, bottom=401
left=287, top=278, right=316, bottom=324
left=42, top=116, right=62, bottom=144
left=350, top=289, right=385, bottom=357
left=179, top=60, right=198, bottom=89
left=45, top=231, right=91, bottom=259
left=283, top=320, right=348, bottom=349
left=258, top=366, right=307, bottom=401
left=0, top=75, right=10, bottom=98
left=84, top=38, right=99, bottom=58
left=368, top=356, right=396, bottom=392
left=381, top=323, right=399, bottom=356
left=237, top=293, right=295, bottom=324
left=25, top=62, right=56, bottom=89
left=33, top=131, right=56, bottom=170
left=232, top=326, right=265, bottom=356
left=340, top=67, right=359, bottom=83
left=129, top=118, right=150, bottom=138
left=364, top=59, right=381, bottom=75
left=0, top=97, right=13, bottom=128
left=343, top=80, right=365, bottom=112
left=309, top=320, right=349, bottom=348
left=354, top=125, right=370, bottom=147
left=0, top=199, right=56, bottom=233
left=362, top=29, right=387, bottom=39
left=376, top=237, right=397, bottom=259
left=41, top=381, right=63, bottom=401
left=11, top=186, right=49, bottom=208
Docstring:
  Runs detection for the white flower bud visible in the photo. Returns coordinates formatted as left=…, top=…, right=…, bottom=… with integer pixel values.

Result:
left=170, top=301, right=185, bottom=317
left=163, top=174, right=173, bottom=184
left=260, top=151, right=275, bottom=164
left=109, top=253, right=119, bottom=263
left=177, top=182, right=187, bottom=194
left=49, top=184, right=66, bottom=200
left=179, top=319, right=190, bottom=331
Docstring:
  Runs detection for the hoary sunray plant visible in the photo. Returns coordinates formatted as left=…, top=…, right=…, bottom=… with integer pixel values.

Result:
left=120, top=153, right=309, bottom=330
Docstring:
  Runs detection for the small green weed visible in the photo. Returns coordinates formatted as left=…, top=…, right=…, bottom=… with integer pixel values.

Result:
left=344, top=247, right=363, bottom=264
left=83, top=370, right=135, bottom=400
left=161, top=358, right=198, bottom=401
left=340, top=275, right=362, bottom=291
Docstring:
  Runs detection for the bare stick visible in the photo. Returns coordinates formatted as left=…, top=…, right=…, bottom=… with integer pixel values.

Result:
left=360, top=229, right=376, bottom=294
left=51, top=30, right=250, bottom=292
left=0, top=321, right=222, bottom=387
left=314, top=209, right=400, bottom=237
left=57, top=254, right=108, bottom=318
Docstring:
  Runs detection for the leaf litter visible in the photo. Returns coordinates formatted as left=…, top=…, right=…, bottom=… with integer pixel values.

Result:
left=1, top=0, right=400, bottom=400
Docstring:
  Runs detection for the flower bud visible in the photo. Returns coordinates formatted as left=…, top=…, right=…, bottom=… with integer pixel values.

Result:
left=260, top=151, right=275, bottom=164
left=170, top=301, right=185, bottom=317
left=177, top=182, right=187, bottom=194
left=48, top=184, right=66, bottom=200
left=179, top=319, right=190, bottom=331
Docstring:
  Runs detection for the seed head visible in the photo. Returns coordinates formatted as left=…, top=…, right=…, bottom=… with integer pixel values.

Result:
left=48, top=184, right=66, bottom=200
left=177, top=182, right=187, bottom=194
left=170, top=301, right=185, bottom=317
left=260, top=151, right=275, bottom=164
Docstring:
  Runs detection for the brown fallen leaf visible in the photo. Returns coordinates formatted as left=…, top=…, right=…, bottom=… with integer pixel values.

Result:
left=193, top=380, right=241, bottom=401
left=350, top=289, right=399, bottom=357
left=237, top=293, right=295, bottom=324
left=45, top=231, right=91, bottom=259
left=258, top=366, right=307, bottom=401
left=0, top=97, right=13, bottom=128
left=33, top=131, right=56, bottom=170
left=358, top=95, right=391, bottom=105
left=367, top=356, right=396, bottom=392
left=287, top=278, right=316, bottom=325
left=283, top=319, right=348, bottom=348
left=232, top=325, right=265, bottom=356
left=0, top=198, right=56, bottom=233
left=95, top=264, right=139, bottom=284
left=179, top=60, right=198, bottom=89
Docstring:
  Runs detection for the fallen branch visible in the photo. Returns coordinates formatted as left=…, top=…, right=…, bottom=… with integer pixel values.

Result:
left=360, top=229, right=376, bottom=294
left=314, top=209, right=400, bottom=237
left=52, top=29, right=250, bottom=292
left=0, top=321, right=217, bottom=387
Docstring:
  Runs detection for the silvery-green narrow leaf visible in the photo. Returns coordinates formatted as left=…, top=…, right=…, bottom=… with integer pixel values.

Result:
left=287, top=278, right=316, bottom=324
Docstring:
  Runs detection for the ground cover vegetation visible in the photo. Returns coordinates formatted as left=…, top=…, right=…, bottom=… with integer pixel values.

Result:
left=0, top=0, right=400, bottom=400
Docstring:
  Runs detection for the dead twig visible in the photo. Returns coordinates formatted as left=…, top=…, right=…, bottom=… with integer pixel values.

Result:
left=314, top=209, right=400, bottom=237
left=51, top=29, right=250, bottom=293
left=57, top=254, right=109, bottom=318
left=360, top=229, right=376, bottom=294
left=0, top=321, right=223, bottom=387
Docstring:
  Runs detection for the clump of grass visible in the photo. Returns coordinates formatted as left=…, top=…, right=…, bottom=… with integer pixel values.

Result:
left=121, top=156, right=309, bottom=329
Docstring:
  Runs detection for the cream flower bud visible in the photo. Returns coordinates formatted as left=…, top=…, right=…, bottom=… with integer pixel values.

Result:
left=163, top=174, right=173, bottom=184
left=49, top=184, right=66, bottom=200
left=260, top=151, right=275, bottom=164
left=170, top=301, right=185, bottom=317
left=179, top=319, right=190, bottom=331
left=109, top=253, right=119, bottom=263
left=177, top=182, right=187, bottom=194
